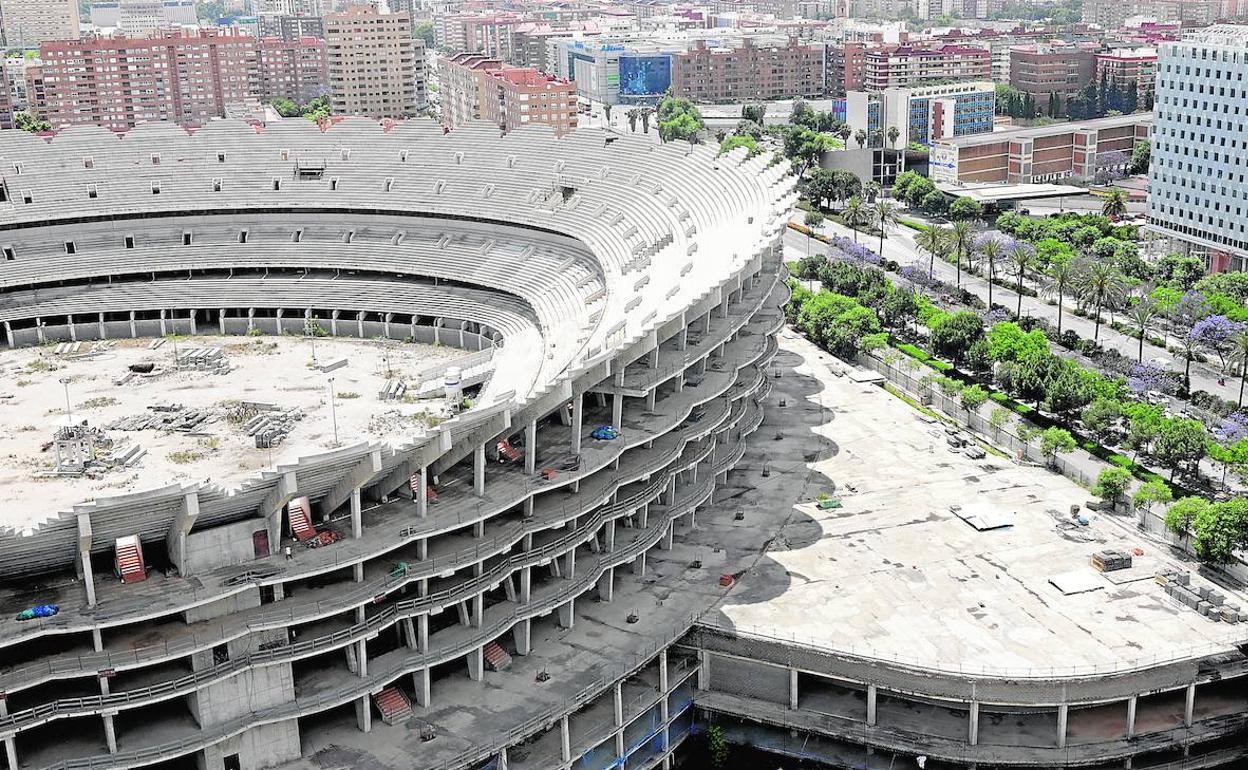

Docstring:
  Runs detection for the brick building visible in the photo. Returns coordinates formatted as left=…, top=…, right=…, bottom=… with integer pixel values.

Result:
left=37, top=30, right=259, bottom=130
left=1094, top=47, right=1157, bottom=106
left=930, top=113, right=1150, bottom=184
left=1008, top=43, right=1098, bottom=115
left=669, top=37, right=823, bottom=103
left=257, top=36, right=329, bottom=105
left=440, top=52, right=577, bottom=136
left=325, top=5, right=426, bottom=119
left=861, top=45, right=991, bottom=91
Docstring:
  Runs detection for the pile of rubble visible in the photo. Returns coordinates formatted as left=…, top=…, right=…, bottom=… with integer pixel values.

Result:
left=1156, top=570, right=1242, bottom=623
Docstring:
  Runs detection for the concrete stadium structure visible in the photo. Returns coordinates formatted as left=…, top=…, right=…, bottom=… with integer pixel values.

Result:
left=0, top=118, right=790, bottom=770
left=0, top=117, right=1245, bottom=770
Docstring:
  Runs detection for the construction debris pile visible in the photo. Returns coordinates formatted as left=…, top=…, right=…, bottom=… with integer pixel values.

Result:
left=105, top=400, right=305, bottom=449
left=1156, top=570, right=1242, bottom=623
left=47, top=423, right=145, bottom=476
left=108, top=404, right=218, bottom=433
left=174, top=347, right=231, bottom=373
left=229, top=402, right=306, bottom=448
left=1090, top=549, right=1133, bottom=573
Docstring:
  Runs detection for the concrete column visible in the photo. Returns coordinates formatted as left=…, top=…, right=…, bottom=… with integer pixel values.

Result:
left=474, top=444, right=486, bottom=496
left=417, top=614, right=429, bottom=652
left=189, top=310, right=198, bottom=335
left=969, top=701, right=979, bottom=746
left=660, top=522, right=673, bottom=550
left=92, top=627, right=103, bottom=652
left=472, top=594, right=483, bottom=627
left=564, top=548, right=577, bottom=581
left=525, top=420, right=537, bottom=475
left=558, top=598, right=575, bottom=629
left=612, top=393, right=623, bottom=427
left=866, top=685, right=877, bottom=726
left=1057, top=704, right=1069, bottom=749
left=519, top=566, right=532, bottom=604
left=1126, top=695, right=1137, bottom=739
left=1184, top=683, right=1196, bottom=727
left=219, top=310, right=227, bottom=335
left=355, top=695, right=372, bottom=732
left=353, top=562, right=364, bottom=583
left=103, top=713, right=118, bottom=753
left=646, top=389, right=657, bottom=411
left=633, top=551, right=647, bottom=577
left=416, top=538, right=428, bottom=561
left=696, top=650, right=709, bottom=691
left=468, top=645, right=484, bottom=681
left=513, top=618, right=531, bottom=655
left=98, top=312, right=107, bottom=340
left=614, top=681, right=626, bottom=756
left=416, top=466, right=428, bottom=518
left=571, top=393, right=584, bottom=455
left=158, top=309, right=168, bottom=336
left=356, top=640, right=368, bottom=677
left=597, top=566, right=614, bottom=602
left=789, top=668, right=799, bottom=709
left=350, top=487, right=363, bottom=539
left=650, top=347, right=660, bottom=368
left=560, top=716, right=572, bottom=763
left=604, top=519, right=616, bottom=552
left=4, top=737, right=18, bottom=770
left=498, top=747, right=509, bottom=770
left=660, top=649, right=670, bottom=693
left=413, top=668, right=431, bottom=708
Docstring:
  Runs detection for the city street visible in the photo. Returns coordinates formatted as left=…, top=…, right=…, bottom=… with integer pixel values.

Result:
left=784, top=216, right=1245, bottom=408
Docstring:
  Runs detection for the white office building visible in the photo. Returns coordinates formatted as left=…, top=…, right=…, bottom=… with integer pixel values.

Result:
left=1147, top=25, right=1248, bottom=272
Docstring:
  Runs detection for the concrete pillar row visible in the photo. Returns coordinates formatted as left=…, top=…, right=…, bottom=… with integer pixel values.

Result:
left=866, top=685, right=878, bottom=727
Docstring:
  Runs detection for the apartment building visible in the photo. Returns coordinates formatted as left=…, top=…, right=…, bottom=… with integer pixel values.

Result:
left=1094, top=47, right=1157, bottom=106
left=0, top=59, right=12, bottom=129
left=258, top=14, right=326, bottom=40
left=441, top=52, right=577, bottom=135
left=1009, top=43, right=1098, bottom=116
left=823, top=40, right=867, bottom=97
left=930, top=113, right=1150, bottom=185
left=836, top=81, right=995, bottom=148
left=669, top=37, right=824, bottom=103
left=37, top=30, right=259, bottom=130
left=325, top=5, right=426, bottom=119
left=0, top=0, right=80, bottom=49
left=435, top=13, right=526, bottom=60
left=258, top=36, right=329, bottom=105
left=88, top=0, right=198, bottom=32
left=256, top=0, right=323, bottom=13
left=861, top=45, right=991, bottom=91
left=1147, top=25, right=1248, bottom=273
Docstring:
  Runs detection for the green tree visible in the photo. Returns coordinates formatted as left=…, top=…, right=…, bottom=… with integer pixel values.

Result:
left=1081, top=396, right=1122, bottom=440
left=854, top=129, right=867, bottom=149
left=1190, top=499, right=1248, bottom=564
left=872, top=199, right=899, bottom=256
left=720, top=134, right=760, bottom=158
left=1228, top=327, right=1248, bottom=407
left=947, top=196, right=983, bottom=222
left=742, top=104, right=767, bottom=124
left=949, top=220, right=974, bottom=289
left=657, top=98, right=704, bottom=144
left=838, top=196, right=867, bottom=246
left=270, top=97, right=301, bottom=117
left=1101, top=188, right=1129, bottom=218
left=1154, top=418, right=1208, bottom=480
left=930, top=311, right=985, bottom=365
left=1132, top=480, right=1172, bottom=514
left=914, top=225, right=947, bottom=280
left=13, top=112, right=50, bottom=133
left=960, top=384, right=989, bottom=413
left=977, top=235, right=1003, bottom=309
left=1092, top=467, right=1132, bottom=503
left=1039, top=427, right=1076, bottom=467
left=1126, top=298, right=1158, bottom=363
left=412, top=20, right=435, bottom=47
left=1128, top=139, right=1151, bottom=175
left=1042, top=257, right=1077, bottom=336
left=1006, top=240, right=1035, bottom=318
left=1074, top=259, right=1129, bottom=341
left=706, top=724, right=730, bottom=767
left=986, top=322, right=1049, bottom=363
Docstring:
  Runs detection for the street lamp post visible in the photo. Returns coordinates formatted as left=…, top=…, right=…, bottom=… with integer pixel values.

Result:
left=60, top=377, right=73, bottom=424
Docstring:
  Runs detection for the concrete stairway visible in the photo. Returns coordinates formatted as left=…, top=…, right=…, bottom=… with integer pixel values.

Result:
left=483, top=642, right=513, bottom=672
left=114, top=536, right=147, bottom=584
left=372, top=687, right=412, bottom=725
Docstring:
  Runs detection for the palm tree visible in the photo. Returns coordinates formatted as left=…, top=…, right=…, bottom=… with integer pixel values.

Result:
left=915, top=226, right=947, bottom=280
left=1007, top=241, right=1035, bottom=318
left=873, top=199, right=899, bottom=257
left=1228, top=327, right=1248, bottom=407
left=949, top=220, right=974, bottom=289
left=838, top=125, right=852, bottom=145
left=886, top=126, right=901, bottom=177
left=842, top=196, right=867, bottom=243
left=1127, top=298, right=1157, bottom=363
left=1074, top=259, right=1130, bottom=341
left=1041, top=259, right=1076, bottom=336
left=1102, top=188, right=1129, bottom=218
left=976, top=235, right=1003, bottom=310
left=854, top=129, right=867, bottom=149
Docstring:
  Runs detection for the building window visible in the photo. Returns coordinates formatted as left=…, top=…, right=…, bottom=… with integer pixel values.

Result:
left=3, top=246, right=15, bottom=261
left=64, top=241, right=77, bottom=255
left=183, top=232, right=193, bottom=246
left=124, top=236, right=135, bottom=249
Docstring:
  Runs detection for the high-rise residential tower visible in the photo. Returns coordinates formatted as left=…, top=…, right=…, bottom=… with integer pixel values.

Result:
left=325, top=5, right=426, bottom=119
